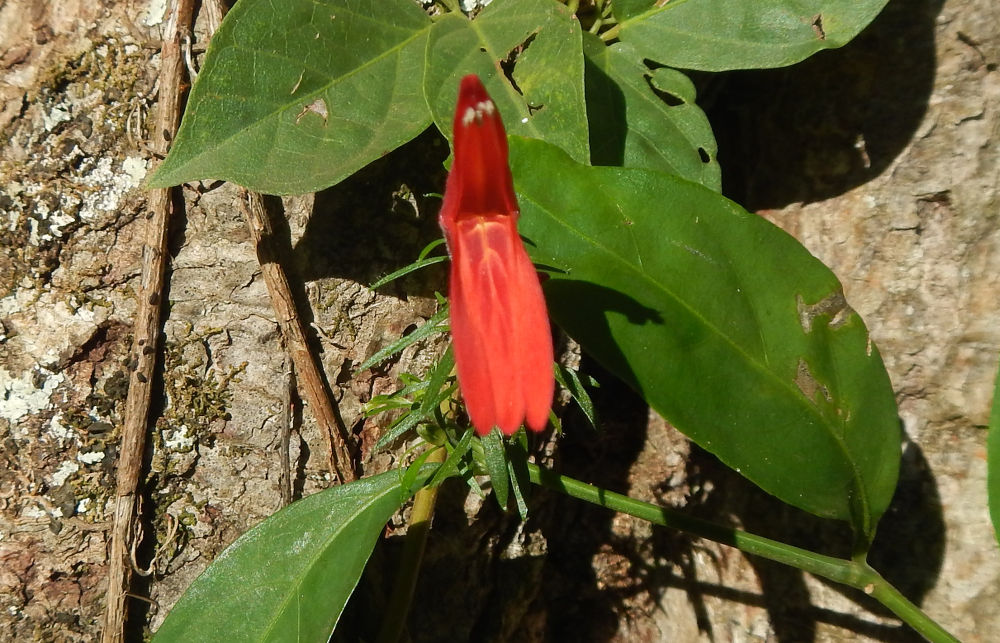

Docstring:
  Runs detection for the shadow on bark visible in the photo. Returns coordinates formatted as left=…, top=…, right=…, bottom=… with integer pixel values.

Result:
left=294, top=128, right=449, bottom=296
left=681, top=428, right=945, bottom=642
left=703, top=0, right=945, bottom=210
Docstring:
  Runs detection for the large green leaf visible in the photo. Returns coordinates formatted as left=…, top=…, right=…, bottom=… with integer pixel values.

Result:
left=988, top=357, right=1000, bottom=546
left=510, top=137, right=899, bottom=539
left=153, top=470, right=413, bottom=642
left=148, top=0, right=432, bottom=194
left=583, top=35, right=720, bottom=190
left=424, top=0, right=589, bottom=164
left=618, top=0, right=889, bottom=71
left=611, top=0, right=656, bottom=22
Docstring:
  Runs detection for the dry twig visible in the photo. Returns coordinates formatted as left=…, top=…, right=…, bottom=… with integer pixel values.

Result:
left=239, top=191, right=358, bottom=483
left=102, top=0, right=195, bottom=640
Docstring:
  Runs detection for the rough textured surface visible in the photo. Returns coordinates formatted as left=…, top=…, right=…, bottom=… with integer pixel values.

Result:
left=1, top=0, right=998, bottom=641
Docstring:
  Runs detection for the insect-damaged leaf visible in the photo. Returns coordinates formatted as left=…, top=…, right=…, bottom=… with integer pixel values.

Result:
left=510, top=137, right=900, bottom=540
left=149, top=0, right=432, bottom=194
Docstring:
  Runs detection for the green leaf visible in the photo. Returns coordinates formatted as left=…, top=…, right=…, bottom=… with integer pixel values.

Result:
left=424, top=0, right=589, bottom=164
left=369, top=256, right=447, bottom=291
left=507, top=432, right=531, bottom=520
left=153, top=470, right=416, bottom=642
left=372, top=347, right=456, bottom=451
left=481, top=428, right=511, bottom=510
left=510, top=137, right=900, bottom=539
left=618, top=0, right=889, bottom=71
left=583, top=35, right=720, bottom=190
left=610, top=0, right=656, bottom=22
left=149, top=0, right=433, bottom=194
left=429, top=427, right=476, bottom=487
left=988, top=356, right=1000, bottom=546
left=555, top=364, right=599, bottom=429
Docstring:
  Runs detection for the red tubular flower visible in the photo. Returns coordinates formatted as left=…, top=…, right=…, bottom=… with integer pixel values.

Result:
left=439, top=75, right=554, bottom=436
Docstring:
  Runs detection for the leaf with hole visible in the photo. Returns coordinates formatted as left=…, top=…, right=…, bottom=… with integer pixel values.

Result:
left=424, top=0, right=589, bottom=164
left=617, top=0, right=889, bottom=71
left=149, top=0, right=433, bottom=194
left=583, top=35, right=720, bottom=190
left=510, top=137, right=900, bottom=540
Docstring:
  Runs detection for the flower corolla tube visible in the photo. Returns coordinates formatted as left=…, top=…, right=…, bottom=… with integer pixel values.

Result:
left=438, top=74, right=555, bottom=436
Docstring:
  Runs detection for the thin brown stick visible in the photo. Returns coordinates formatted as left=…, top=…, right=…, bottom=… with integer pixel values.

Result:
left=239, top=191, right=357, bottom=483
left=278, top=358, right=295, bottom=506
left=102, top=0, right=195, bottom=641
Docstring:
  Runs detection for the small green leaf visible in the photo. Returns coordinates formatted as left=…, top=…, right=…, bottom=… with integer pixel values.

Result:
left=429, top=427, right=476, bottom=487
left=618, top=0, right=889, bottom=71
left=424, top=0, right=589, bottom=164
left=481, top=428, right=511, bottom=510
left=556, top=364, right=599, bottom=429
left=401, top=448, right=440, bottom=494
left=369, top=256, right=447, bottom=291
left=988, top=356, right=1000, bottom=545
left=583, top=35, right=720, bottom=190
left=149, top=0, right=433, bottom=194
left=153, top=470, right=416, bottom=642
left=373, top=347, right=456, bottom=451
left=510, top=137, right=900, bottom=539
left=357, top=308, right=449, bottom=373
left=418, top=345, right=456, bottom=416
left=507, top=433, right=531, bottom=520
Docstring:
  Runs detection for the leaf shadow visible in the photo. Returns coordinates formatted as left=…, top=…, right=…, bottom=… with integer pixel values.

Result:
left=292, top=127, right=450, bottom=298
left=583, top=46, right=628, bottom=167
left=699, top=0, right=946, bottom=210
left=543, top=279, right=664, bottom=400
left=670, top=429, right=946, bottom=642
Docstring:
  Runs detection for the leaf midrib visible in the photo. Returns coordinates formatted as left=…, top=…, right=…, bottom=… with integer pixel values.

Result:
left=259, top=478, right=403, bottom=641
left=163, top=19, right=430, bottom=179
left=517, top=171, right=869, bottom=523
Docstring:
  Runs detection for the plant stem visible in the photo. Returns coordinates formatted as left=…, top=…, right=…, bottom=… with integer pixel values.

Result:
left=377, top=447, right=448, bottom=643
left=599, top=23, right=620, bottom=41
left=527, top=463, right=959, bottom=643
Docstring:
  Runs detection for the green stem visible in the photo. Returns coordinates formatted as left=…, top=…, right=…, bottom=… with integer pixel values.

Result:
left=527, top=463, right=959, bottom=643
left=377, top=448, right=448, bottom=643
left=600, top=23, right=620, bottom=41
